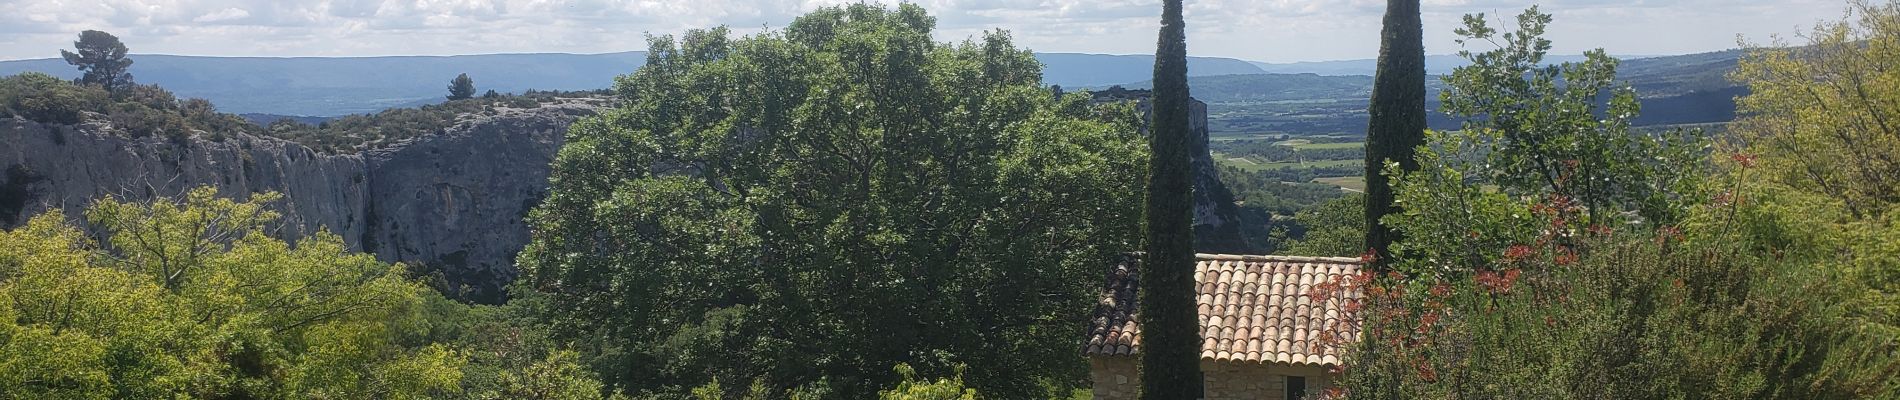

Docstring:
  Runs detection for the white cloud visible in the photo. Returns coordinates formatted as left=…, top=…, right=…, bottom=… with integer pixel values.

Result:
left=0, top=0, right=1852, bottom=62
left=192, top=7, right=249, bottom=23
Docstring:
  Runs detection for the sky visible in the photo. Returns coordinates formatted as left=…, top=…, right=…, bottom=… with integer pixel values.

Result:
left=0, top=0, right=1848, bottom=63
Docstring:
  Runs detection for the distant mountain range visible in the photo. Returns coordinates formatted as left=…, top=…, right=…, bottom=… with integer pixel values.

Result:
left=0, top=52, right=1268, bottom=116
left=1105, top=49, right=1748, bottom=134
left=1246, top=54, right=1666, bottom=76
left=1034, top=53, right=1265, bottom=87
left=0, top=49, right=1744, bottom=122
left=0, top=53, right=650, bottom=116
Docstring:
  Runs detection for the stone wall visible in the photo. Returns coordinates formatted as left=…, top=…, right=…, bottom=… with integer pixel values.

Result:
left=1090, top=356, right=1334, bottom=400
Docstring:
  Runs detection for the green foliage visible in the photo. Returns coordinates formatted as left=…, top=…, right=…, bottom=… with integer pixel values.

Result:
left=1732, top=0, right=1900, bottom=218
left=485, top=350, right=622, bottom=400
left=1720, top=0, right=1900, bottom=372
left=1278, top=194, right=1365, bottom=257
left=60, top=30, right=134, bottom=92
left=1138, top=0, right=1204, bottom=397
left=1337, top=138, right=1900, bottom=397
left=1216, top=166, right=1348, bottom=252
left=519, top=4, right=1145, bottom=398
left=449, top=73, right=477, bottom=101
left=0, top=187, right=615, bottom=399
left=1338, top=231, right=1898, bottom=399
left=1384, top=7, right=1704, bottom=273
left=0, top=188, right=452, bottom=398
left=1363, top=0, right=1428, bottom=267
left=0, top=73, right=253, bottom=141
left=878, top=364, right=978, bottom=400
left=1335, top=7, right=1899, bottom=399
left=1437, top=7, right=1703, bottom=228
left=1220, top=167, right=1348, bottom=215
left=1210, top=136, right=1362, bottom=253
left=0, top=72, right=105, bottom=124
left=689, top=377, right=772, bottom=400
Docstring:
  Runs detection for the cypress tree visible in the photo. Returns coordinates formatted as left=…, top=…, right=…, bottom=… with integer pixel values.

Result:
left=1363, top=0, right=1427, bottom=269
left=1138, top=0, right=1203, bottom=398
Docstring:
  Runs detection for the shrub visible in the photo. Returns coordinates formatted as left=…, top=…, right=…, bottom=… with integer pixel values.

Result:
left=878, top=364, right=979, bottom=400
left=0, top=72, right=104, bottom=124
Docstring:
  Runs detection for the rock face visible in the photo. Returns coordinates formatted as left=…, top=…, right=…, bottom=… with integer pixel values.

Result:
left=1100, top=88, right=1257, bottom=254
left=0, top=118, right=370, bottom=243
left=0, top=100, right=598, bottom=302
left=0, top=94, right=1254, bottom=302
left=1183, top=99, right=1256, bottom=254
left=360, top=104, right=595, bottom=301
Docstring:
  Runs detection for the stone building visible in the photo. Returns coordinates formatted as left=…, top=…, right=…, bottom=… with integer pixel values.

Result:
left=1084, top=254, right=1363, bottom=400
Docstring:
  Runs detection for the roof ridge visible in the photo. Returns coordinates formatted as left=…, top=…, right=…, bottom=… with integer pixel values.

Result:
left=1194, top=253, right=1363, bottom=264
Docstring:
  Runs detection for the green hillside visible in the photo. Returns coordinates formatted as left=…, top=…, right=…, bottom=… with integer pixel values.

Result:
left=1117, top=49, right=1751, bottom=138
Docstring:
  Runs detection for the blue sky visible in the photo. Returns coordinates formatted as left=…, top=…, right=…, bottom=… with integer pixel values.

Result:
left=0, top=0, right=1846, bottom=62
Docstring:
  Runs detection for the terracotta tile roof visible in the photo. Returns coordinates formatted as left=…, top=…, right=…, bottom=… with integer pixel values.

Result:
left=1084, top=253, right=1364, bottom=366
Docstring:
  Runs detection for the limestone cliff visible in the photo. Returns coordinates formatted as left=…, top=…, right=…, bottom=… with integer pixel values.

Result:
left=0, top=117, right=370, bottom=243
left=359, top=103, right=596, bottom=300
left=0, top=100, right=598, bottom=302
left=1099, top=88, right=1257, bottom=254
left=0, top=93, right=1254, bottom=303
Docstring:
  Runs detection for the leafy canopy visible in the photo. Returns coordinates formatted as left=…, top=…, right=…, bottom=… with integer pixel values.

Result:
left=1394, top=6, right=1704, bottom=272
left=60, top=30, right=134, bottom=92
left=1334, top=7, right=1899, bottom=399
left=1438, top=6, right=1704, bottom=227
left=0, top=187, right=454, bottom=398
left=1732, top=0, right=1900, bottom=219
left=448, top=73, right=476, bottom=101
left=1729, top=0, right=1900, bottom=347
left=519, top=4, right=1147, bottom=398
left=0, top=187, right=618, bottom=399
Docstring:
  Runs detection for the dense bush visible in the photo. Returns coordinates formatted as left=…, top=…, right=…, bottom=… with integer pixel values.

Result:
left=0, top=187, right=616, bottom=398
left=1276, top=194, right=1364, bottom=257
left=0, top=74, right=252, bottom=141
left=520, top=4, right=1145, bottom=398
left=1332, top=7, right=1899, bottom=399
left=0, top=72, right=105, bottom=124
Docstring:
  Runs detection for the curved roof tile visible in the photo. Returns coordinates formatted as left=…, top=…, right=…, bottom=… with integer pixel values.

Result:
left=1083, top=253, right=1364, bottom=366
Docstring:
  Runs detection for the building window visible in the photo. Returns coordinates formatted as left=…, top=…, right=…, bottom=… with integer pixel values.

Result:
left=1285, top=375, right=1307, bottom=400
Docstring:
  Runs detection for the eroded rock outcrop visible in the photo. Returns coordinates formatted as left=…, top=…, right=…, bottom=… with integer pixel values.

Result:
left=1100, top=88, right=1257, bottom=254
left=360, top=103, right=596, bottom=301
left=0, top=100, right=598, bottom=302
left=0, top=117, right=370, bottom=243
left=0, top=93, right=1254, bottom=303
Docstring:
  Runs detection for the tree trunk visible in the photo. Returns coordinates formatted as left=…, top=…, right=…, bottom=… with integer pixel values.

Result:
left=1139, top=0, right=1204, bottom=399
left=1363, top=0, right=1427, bottom=270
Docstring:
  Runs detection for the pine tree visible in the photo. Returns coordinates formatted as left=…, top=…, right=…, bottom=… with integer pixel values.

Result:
left=447, top=73, right=476, bottom=100
left=1138, top=0, right=1203, bottom=398
left=60, top=30, right=135, bottom=92
left=1362, top=0, right=1427, bottom=269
